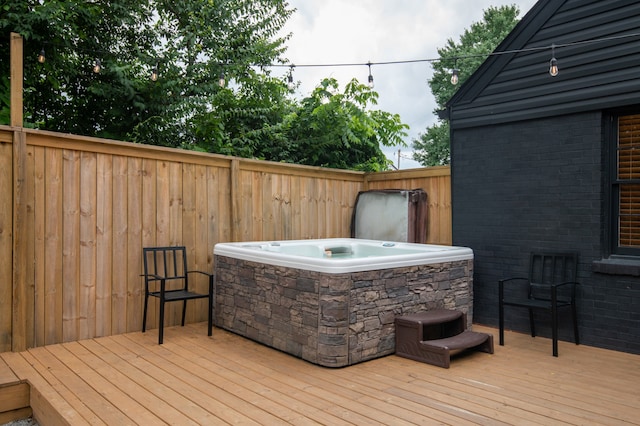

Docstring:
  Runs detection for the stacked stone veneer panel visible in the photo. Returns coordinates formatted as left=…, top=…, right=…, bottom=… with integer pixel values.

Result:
left=214, top=255, right=473, bottom=367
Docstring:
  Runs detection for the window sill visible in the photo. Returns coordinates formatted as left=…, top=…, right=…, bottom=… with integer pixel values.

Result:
left=592, top=256, right=640, bottom=276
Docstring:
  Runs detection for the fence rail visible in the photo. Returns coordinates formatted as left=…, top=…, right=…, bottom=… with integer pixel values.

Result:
left=0, top=126, right=451, bottom=352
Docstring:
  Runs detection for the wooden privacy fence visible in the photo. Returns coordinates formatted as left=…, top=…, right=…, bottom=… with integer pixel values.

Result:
left=0, top=126, right=451, bottom=352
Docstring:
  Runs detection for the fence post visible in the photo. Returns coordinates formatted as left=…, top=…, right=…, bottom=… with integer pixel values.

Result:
left=12, top=129, right=29, bottom=352
left=230, top=159, right=241, bottom=242
left=10, top=32, right=23, bottom=127
left=10, top=32, right=30, bottom=351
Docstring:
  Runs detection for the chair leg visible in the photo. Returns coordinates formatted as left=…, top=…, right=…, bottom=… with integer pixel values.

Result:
left=572, top=302, right=580, bottom=345
left=528, top=308, right=536, bottom=337
left=142, top=293, right=149, bottom=333
left=498, top=283, right=505, bottom=346
left=207, top=295, right=213, bottom=337
left=551, top=291, right=558, bottom=357
left=208, top=276, right=214, bottom=337
left=181, top=300, right=188, bottom=326
left=158, top=299, right=165, bottom=345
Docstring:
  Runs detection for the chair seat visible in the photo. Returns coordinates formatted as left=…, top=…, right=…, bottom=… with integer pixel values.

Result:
left=149, top=289, right=210, bottom=301
left=502, top=297, right=572, bottom=309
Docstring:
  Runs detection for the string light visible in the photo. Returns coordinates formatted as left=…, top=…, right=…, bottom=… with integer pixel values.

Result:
left=29, top=31, right=640, bottom=87
left=287, top=65, right=295, bottom=90
left=151, top=62, right=159, bottom=81
left=549, top=44, right=559, bottom=77
left=450, top=68, right=459, bottom=85
left=449, top=58, right=460, bottom=85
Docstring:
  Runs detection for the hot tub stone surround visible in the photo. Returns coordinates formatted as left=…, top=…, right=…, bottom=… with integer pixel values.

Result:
left=214, top=255, right=473, bottom=367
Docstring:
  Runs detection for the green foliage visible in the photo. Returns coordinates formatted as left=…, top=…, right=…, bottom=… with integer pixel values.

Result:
left=132, top=0, right=294, bottom=148
left=412, top=121, right=450, bottom=166
left=191, top=71, right=295, bottom=159
left=281, top=78, right=408, bottom=171
left=0, top=76, right=9, bottom=124
left=1, top=0, right=157, bottom=137
left=0, top=0, right=293, bottom=141
left=412, top=5, right=520, bottom=167
left=1, top=0, right=407, bottom=171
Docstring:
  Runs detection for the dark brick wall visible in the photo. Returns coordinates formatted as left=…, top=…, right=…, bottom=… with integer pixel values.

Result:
left=451, top=111, right=640, bottom=354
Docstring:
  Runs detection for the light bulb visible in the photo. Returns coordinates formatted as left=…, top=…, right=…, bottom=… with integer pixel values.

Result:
left=151, top=63, right=158, bottom=82
left=93, top=58, right=102, bottom=74
left=287, top=65, right=295, bottom=90
left=549, top=57, right=558, bottom=77
left=368, top=73, right=374, bottom=89
left=451, top=69, right=459, bottom=85
left=38, top=48, right=45, bottom=63
left=218, top=70, right=225, bottom=87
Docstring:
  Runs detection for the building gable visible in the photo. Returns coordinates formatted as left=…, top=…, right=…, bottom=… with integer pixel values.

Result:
left=447, top=0, right=640, bottom=129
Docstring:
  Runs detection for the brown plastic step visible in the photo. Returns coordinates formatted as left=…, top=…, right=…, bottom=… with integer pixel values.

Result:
left=418, top=331, right=494, bottom=368
left=420, top=330, right=494, bottom=352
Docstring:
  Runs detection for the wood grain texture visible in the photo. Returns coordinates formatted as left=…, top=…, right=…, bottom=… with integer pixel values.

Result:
left=0, top=127, right=451, bottom=349
left=1, top=324, right=638, bottom=425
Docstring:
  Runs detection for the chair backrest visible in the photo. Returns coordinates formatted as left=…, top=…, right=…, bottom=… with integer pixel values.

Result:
left=528, top=252, right=578, bottom=299
left=529, top=252, right=578, bottom=284
left=143, top=246, right=189, bottom=289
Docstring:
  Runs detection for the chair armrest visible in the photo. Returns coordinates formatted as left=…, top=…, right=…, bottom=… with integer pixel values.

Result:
left=550, top=281, right=579, bottom=288
left=187, top=270, right=214, bottom=278
left=141, top=273, right=165, bottom=280
left=498, top=277, right=529, bottom=286
left=187, top=270, right=214, bottom=294
left=499, top=277, right=531, bottom=302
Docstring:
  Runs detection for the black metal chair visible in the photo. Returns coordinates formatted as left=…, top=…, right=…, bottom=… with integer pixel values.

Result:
left=142, top=246, right=214, bottom=344
left=499, top=252, right=579, bottom=356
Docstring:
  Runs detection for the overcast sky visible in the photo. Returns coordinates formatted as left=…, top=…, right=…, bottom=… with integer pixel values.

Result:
left=278, top=0, right=539, bottom=168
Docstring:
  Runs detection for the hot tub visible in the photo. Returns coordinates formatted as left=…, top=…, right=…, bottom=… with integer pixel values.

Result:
left=214, top=238, right=474, bottom=367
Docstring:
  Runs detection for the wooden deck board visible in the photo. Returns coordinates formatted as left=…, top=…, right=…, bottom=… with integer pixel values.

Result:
left=1, top=323, right=639, bottom=425
left=0, top=355, right=19, bottom=385
left=153, top=334, right=348, bottom=425
left=102, top=334, right=246, bottom=424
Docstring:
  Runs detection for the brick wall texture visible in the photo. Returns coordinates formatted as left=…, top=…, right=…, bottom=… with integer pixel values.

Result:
left=452, top=111, right=640, bottom=354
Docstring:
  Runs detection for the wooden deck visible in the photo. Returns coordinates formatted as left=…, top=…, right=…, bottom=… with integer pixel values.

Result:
left=1, top=323, right=639, bottom=425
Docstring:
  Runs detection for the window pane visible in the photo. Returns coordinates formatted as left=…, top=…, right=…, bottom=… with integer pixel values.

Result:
left=618, top=114, right=640, bottom=180
left=619, top=184, right=640, bottom=247
left=617, top=114, right=640, bottom=248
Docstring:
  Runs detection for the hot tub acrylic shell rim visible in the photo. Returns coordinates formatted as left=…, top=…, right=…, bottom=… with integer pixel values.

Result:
left=213, top=238, right=473, bottom=273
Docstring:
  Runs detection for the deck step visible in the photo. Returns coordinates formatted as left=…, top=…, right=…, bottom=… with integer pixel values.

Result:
left=0, top=382, right=32, bottom=424
left=395, top=310, right=495, bottom=368
left=420, top=330, right=493, bottom=351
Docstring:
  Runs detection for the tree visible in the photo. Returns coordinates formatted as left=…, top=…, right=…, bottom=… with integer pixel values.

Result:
left=0, top=0, right=293, bottom=142
left=412, top=5, right=521, bottom=166
left=1, top=1, right=407, bottom=171
left=412, top=121, right=450, bottom=166
left=130, top=0, right=294, bottom=150
left=1, top=0, right=157, bottom=136
left=281, top=78, right=408, bottom=171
